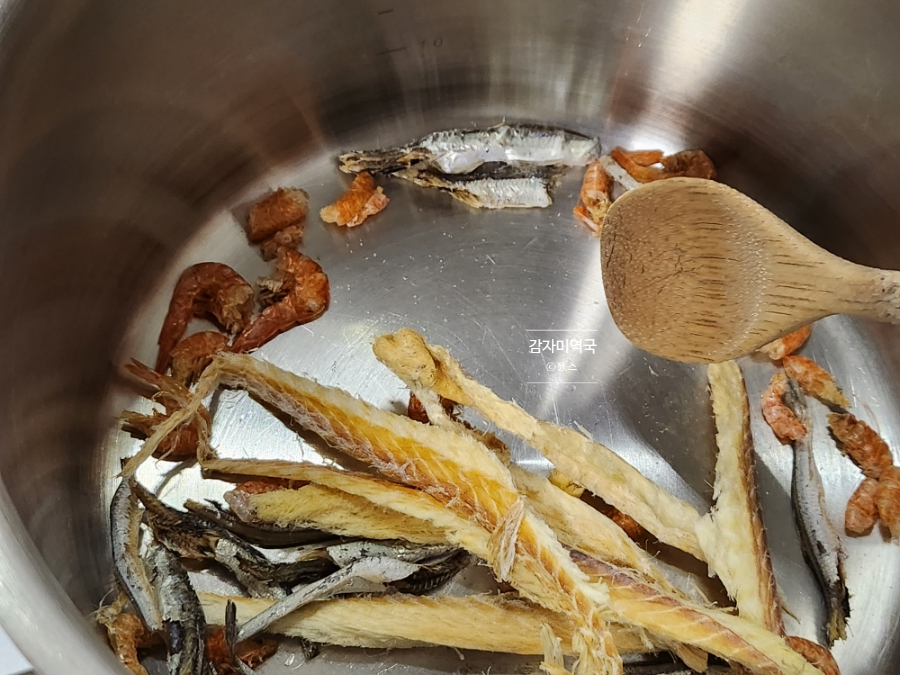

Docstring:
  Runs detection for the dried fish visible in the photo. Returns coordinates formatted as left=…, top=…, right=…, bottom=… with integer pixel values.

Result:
left=782, top=380, right=850, bottom=645
left=372, top=328, right=705, bottom=559
left=198, top=452, right=825, bottom=675
left=147, top=540, right=212, bottom=675
left=127, top=353, right=833, bottom=675
left=224, top=482, right=449, bottom=545
left=325, top=540, right=456, bottom=567
left=128, top=354, right=624, bottom=675
left=237, top=556, right=421, bottom=641
left=339, top=123, right=599, bottom=175
left=392, top=165, right=556, bottom=209
left=201, top=592, right=655, bottom=656
left=697, top=362, right=784, bottom=635
left=183, top=499, right=334, bottom=549
left=574, top=552, right=825, bottom=675
left=110, top=479, right=162, bottom=633
left=392, top=549, right=471, bottom=594
left=133, top=480, right=336, bottom=599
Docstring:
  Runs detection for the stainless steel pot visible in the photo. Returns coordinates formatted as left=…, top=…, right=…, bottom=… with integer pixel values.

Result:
left=1, top=1, right=900, bottom=673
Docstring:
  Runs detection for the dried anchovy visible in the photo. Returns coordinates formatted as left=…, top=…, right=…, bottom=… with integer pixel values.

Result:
left=184, top=499, right=334, bottom=548
left=339, top=123, right=599, bottom=175
left=133, top=481, right=335, bottom=599
left=110, top=479, right=162, bottom=632
left=325, top=540, right=456, bottom=567
left=238, top=556, right=420, bottom=642
left=392, top=549, right=471, bottom=594
left=782, top=380, right=851, bottom=645
left=147, top=541, right=213, bottom=675
left=391, top=164, right=558, bottom=209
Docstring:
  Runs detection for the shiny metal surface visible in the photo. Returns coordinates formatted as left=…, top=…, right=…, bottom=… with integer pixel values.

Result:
left=1, top=1, right=900, bottom=673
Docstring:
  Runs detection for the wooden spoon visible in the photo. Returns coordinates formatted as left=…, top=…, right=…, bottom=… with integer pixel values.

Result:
left=600, top=177, right=900, bottom=363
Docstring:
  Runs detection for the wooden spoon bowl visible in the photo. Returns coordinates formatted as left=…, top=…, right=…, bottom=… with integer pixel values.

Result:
left=600, top=178, right=900, bottom=363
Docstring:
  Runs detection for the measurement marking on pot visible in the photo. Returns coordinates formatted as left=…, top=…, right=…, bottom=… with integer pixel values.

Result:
left=376, top=46, right=407, bottom=56
left=526, top=382, right=596, bottom=385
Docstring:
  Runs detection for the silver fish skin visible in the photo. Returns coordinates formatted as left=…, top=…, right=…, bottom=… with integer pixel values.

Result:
left=783, top=379, right=851, bottom=645
left=326, top=540, right=455, bottom=567
left=392, top=549, right=470, bottom=595
left=110, top=479, right=163, bottom=632
left=238, top=556, right=420, bottom=641
left=184, top=499, right=334, bottom=548
left=133, top=480, right=335, bottom=599
left=147, top=541, right=211, bottom=675
left=599, top=154, right=642, bottom=192
left=393, top=168, right=552, bottom=209
left=420, top=124, right=599, bottom=174
left=339, top=123, right=599, bottom=175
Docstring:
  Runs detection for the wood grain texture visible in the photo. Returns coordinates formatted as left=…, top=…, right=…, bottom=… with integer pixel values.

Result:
left=601, top=177, right=900, bottom=362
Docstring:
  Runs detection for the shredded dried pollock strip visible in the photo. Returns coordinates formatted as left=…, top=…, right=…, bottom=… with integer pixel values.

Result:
left=130, top=353, right=622, bottom=675
left=372, top=328, right=705, bottom=559
left=697, top=361, right=784, bottom=635
left=576, top=554, right=824, bottom=675
left=232, top=482, right=449, bottom=544
left=130, top=353, right=824, bottom=675
left=412, top=397, right=707, bottom=673
left=200, top=592, right=654, bottom=656
left=202, top=452, right=822, bottom=674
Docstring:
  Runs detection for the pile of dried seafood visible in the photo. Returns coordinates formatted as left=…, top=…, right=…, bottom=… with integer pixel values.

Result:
left=101, top=124, right=898, bottom=675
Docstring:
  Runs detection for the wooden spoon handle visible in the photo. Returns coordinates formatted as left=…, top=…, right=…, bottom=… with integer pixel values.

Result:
left=842, top=268, right=900, bottom=322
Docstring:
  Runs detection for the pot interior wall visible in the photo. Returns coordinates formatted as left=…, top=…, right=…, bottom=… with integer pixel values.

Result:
left=0, top=1, right=899, bottom=672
